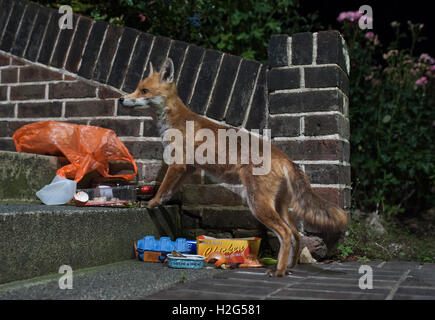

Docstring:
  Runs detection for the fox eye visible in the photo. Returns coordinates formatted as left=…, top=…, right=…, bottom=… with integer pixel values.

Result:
left=141, top=88, right=148, bottom=94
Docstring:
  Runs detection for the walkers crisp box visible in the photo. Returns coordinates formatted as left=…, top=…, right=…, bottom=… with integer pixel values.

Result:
left=196, top=236, right=261, bottom=263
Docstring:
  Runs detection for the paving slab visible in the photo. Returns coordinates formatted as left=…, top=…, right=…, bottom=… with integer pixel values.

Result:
left=146, top=261, right=435, bottom=300
left=1, top=256, right=433, bottom=300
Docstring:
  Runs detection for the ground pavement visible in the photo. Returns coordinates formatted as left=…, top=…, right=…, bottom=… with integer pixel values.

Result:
left=0, top=259, right=434, bottom=300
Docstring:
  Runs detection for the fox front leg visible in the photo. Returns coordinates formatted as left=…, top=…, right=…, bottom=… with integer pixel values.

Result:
left=147, top=164, right=188, bottom=208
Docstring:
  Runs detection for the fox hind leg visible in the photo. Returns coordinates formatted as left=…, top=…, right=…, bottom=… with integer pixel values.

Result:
left=243, top=183, right=293, bottom=277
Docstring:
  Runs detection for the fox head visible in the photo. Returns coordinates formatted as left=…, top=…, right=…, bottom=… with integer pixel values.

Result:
left=119, top=58, right=176, bottom=113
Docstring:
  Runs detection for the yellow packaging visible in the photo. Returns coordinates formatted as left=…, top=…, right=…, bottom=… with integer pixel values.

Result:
left=196, top=236, right=261, bottom=263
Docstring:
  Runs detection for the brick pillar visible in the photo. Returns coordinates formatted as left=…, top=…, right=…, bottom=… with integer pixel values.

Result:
left=267, top=31, right=351, bottom=209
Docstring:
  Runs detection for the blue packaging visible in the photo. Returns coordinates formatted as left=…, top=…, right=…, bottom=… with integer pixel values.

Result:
left=136, top=236, right=197, bottom=254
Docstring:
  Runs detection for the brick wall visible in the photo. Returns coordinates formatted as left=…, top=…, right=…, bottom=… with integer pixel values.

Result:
left=268, top=32, right=351, bottom=212
left=0, top=0, right=350, bottom=240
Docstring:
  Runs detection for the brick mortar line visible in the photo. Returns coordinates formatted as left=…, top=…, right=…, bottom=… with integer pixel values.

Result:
left=310, top=184, right=351, bottom=189
left=105, top=28, right=123, bottom=84
left=174, top=41, right=188, bottom=85
left=241, top=64, right=262, bottom=127
left=262, top=271, right=324, bottom=300
left=222, top=58, right=243, bottom=120
left=294, top=160, right=351, bottom=166
left=47, top=11, right=63, bottom=66
left=270, top=87, right=348, bottom=97
left=312, top=32, right=318, bottom=65
left=299, top=67, right=305, bottom=88
left=0, top=98, right=118, bottom=104
left=186, top=48, right=206, bottom=105
left=0, top=1, right=14, bottom=41
left=62, top=14, right=80, bottom=69
left=269, top=111, right=345, bottom=118
left=385, top=269, right=411, bottom=300
left=203, top=53, right=224, bottom=115
left=0, top=115, right=154, bottom=121
left=273, top=63, right=348, bottom=76
left=119, top=33, right=139, bottom=90
left=10, top=2, right=29, bottom=53
left=22, top=4, right=40, bottom=57
left=75, top=20, right=94, bottom=73
left=89, top=22, right=109, bottom=79
left=119, top=136, right=162, bottom=142
left=0, top=79, right=80, bottom=87
left=139, top=36, right=156, bottom=81
left=0, top=50, right=126, bottom=95
left=286, top=36, right=292, bottom=66
left=35, top=10, right=53, bottom=62
left=273, top=134, right=349, bottom=142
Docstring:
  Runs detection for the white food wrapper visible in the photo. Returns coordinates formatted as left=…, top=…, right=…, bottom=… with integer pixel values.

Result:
left=36, top=175, right=77, bottom=205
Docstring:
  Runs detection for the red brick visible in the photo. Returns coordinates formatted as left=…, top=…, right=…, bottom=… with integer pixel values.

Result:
left=19, top=66, right=63, bottom=82
left=0, top=121, right=33, bottom=137
left=141, top=161, right=167, bottom=183
left=49, top=82, right=96, bottom=99
left=88, top=119, right=141, bottom=136
left=123, top=140, right=163, bottom=160
left=65, top=100, right=114, bottom=117
left=273, top=139, right=350, bottom=161
left=18, top=102, right=62, bottom=118
left=0, top=104, right=14, bottom=117
left=0, top=138, right=15, bottom=151
left=11, top=58, right=26, bottom=66
left=1, top=68, right=18, bottom=83
left=0, top=86, right=7, bottom=100
left=10, top=85, right=45, bottom=100
left=98, top=86, right=122, bottom=99
left=0, top=55, right=10, bottom=66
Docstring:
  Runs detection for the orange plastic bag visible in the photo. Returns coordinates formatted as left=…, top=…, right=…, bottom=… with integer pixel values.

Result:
left=13, top=121, right=137, bottom=183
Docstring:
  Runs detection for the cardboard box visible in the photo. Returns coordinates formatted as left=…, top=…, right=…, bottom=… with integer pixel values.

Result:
left=196, top=236, right=261, bottom=263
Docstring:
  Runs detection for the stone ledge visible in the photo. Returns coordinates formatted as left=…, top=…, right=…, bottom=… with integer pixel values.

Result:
left=0, top=204, right=179, bottom=284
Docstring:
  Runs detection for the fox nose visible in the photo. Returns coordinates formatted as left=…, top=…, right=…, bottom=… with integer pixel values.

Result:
left=119, top=97, right=124, bottom=103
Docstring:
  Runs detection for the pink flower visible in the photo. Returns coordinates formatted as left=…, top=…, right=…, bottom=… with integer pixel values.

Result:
left=337, top=11, right=362, bottom=22
left=415, top=76, right=428, bottom=86
left=139, top=14, right=146, bottom=22
left=337, top=12, right=348, bottom=22
left=418, top=23, right=424, bottom=30
left=365, top=32, right=375, bottom=39
left=419, top=53, right=435, bottom=65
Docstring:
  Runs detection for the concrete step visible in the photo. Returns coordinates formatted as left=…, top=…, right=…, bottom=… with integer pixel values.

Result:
left=0, top=151, right=140, bottom=204
left=0, top=259, right=222, bottom=300
left=0, top=204, right=181, bottom=284
left=0, top=151, right=62, bottom=203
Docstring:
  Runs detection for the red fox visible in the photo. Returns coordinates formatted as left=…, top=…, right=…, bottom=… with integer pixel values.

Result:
left=120, top=58, right=349, bottom=276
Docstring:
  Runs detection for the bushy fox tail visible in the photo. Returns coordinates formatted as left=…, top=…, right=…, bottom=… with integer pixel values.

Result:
left=283, top=161, right=349, bottom=235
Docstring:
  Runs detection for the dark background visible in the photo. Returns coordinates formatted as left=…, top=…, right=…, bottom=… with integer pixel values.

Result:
left=301, top=0, right=434, bottom=55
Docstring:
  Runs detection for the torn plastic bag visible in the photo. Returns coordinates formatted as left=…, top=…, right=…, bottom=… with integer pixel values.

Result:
left=13, top=121, right=138, bottom=205
left=35, top=175, right=77, bottom=205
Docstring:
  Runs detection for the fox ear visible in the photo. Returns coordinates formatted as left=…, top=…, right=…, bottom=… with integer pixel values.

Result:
left=159, top=58, right=175, bottom=83
left=146, top=62, right=154, bottom=78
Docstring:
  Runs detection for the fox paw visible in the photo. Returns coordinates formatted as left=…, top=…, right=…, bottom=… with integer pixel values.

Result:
left=147, top=198, right=159, bottom=209
left=266, top=266, right=293, bottom=277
